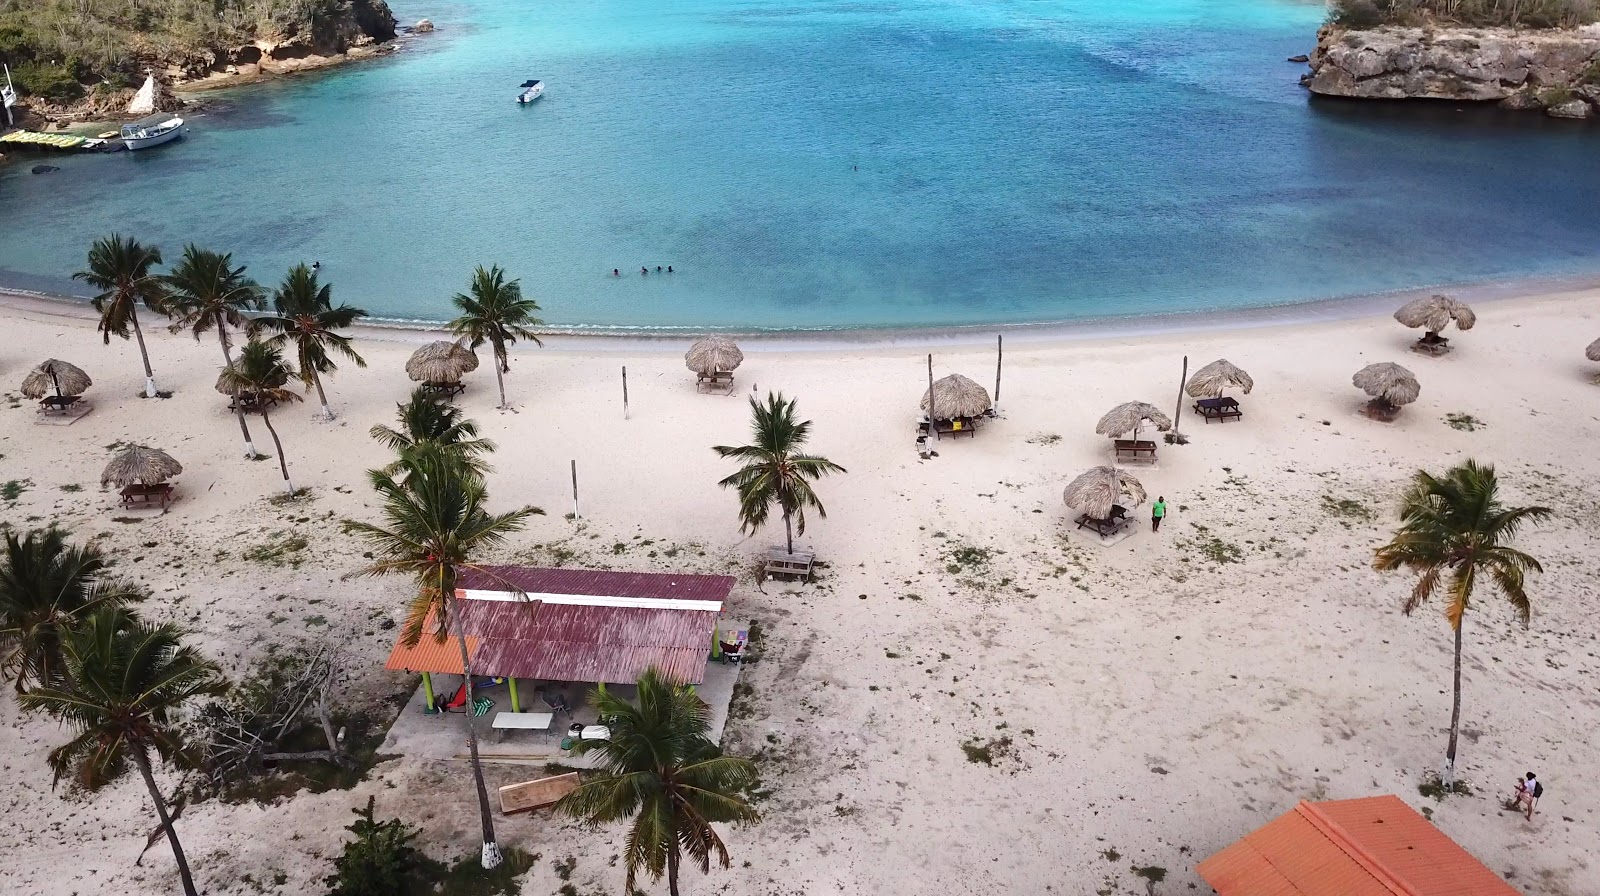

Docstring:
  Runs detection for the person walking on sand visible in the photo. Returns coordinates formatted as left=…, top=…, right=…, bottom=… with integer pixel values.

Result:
left=1151, top=496, right=1167, bottom=532
left=1513, top=771, right=1541, bottom=819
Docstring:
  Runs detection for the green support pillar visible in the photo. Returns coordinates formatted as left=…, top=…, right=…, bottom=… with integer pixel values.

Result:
left=508, top=677, right=521, bottom=713
left=422, top=671, right=437, bottom=713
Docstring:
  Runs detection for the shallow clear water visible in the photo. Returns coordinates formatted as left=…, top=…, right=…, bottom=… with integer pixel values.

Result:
left=2, top=0, right=1599, bottom=331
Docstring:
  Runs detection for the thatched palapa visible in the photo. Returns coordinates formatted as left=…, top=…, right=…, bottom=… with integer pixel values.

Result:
left=1353, top=362, right=1420, bottom=414
left=1095, top=401, right=1171, bottom=439
left=406, top=340, right=480, bottom=384
left=1185, top=359, right=1254, bottom=399
left=684, top=336, right=744, bottom=375
left=20, top=359, right=91, bottom=399
left=1063, top=466, right=1146, bottom=520
left=101, top=446, right=182, bottom=487
left=1395, top=294, right=1476, bottom=340
left=920, top=373, right=992, bottom=420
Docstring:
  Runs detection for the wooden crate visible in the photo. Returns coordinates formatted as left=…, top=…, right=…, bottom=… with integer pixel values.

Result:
left=498, top=772, right=580, bottom=815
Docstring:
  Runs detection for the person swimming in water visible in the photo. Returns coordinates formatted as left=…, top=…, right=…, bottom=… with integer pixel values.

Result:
left=311, top=260, right=321, bottom=272
left=613, top=269, right=620, bottom=277
left=640, top=267, right=648, bottom=275
left=667, top=265, right=674, bottom=273
left=656, top=266, right=662, bottom=273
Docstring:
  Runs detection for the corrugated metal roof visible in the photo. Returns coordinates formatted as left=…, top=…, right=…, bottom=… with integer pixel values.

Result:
left=1196, top=796, right=1522, bottom=896
left=384, top=613, right=477, bottom=675
left=458, top=565, right=734, bottom=603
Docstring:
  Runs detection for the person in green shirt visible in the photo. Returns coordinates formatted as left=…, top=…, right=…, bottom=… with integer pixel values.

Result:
left=1151, top=496, right=1167, bottom=532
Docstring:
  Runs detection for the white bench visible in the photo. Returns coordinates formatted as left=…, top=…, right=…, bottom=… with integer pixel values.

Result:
left=491, top=711, right=554, bottom=731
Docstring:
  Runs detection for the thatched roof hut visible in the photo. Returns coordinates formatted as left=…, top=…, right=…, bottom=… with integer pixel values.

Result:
left=20, top=359, right=91, bottom=398
left=1095, top=401, right=1171, bottom=439
left=920, top=373, right=992, bottom=420
left=101, top=446, right=182, bottom=487
left=405, top=340, right=480, bottom=384
left=684, top=336, right=744, bottom=376
left=1586, top=337, right=1600, bottom=363
left=1063, top=466, right=1146, bottom=520
left=1353, top=362, right=1420, bottom=417
left=1185, top=359, right=1254, bottom=399
left=1395, top=294, right=1476, bottom=342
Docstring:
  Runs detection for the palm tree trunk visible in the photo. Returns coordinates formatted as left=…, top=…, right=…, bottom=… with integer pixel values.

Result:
left=783, top=511, right=795, bottom=556
left=258, top=407, right=294, bottom=495
left=493, top=350, right=508, bottom=409
left=130, top=308, right=159, bottom=398
left=134, top=746, right=199, bottom=896
left=454, top=628, right=501, bottom=869
left=667, top=841, right=681, bottom=896
left=216, top=318, right=258, bottom=458
left=1445, top=617, right=1463, bottom=784
left=312, top=368, right=333, bottom=420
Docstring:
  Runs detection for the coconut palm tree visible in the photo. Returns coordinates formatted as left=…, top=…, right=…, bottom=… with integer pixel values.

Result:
left=73, top=234, right=168, bottom=398
left=370, top=387, right=498, bottom=478
left=1373, top=460, right=1551, bottom=784
left=713, top=392, right=846, bottom=556
left=218, top=340, right=303, bottom=495
left=0, top=527, right=145, bottom=693
left=557, top=667, right=759, bottom=896
left=162, top=246, right=266, bottom=457
left=342, top=449, right=542, bottom=869
left=251, top=264, right=367, bottom=420
left=20, top=607, right=227, bottom=896
left=446, top=265, right=543, bottom=410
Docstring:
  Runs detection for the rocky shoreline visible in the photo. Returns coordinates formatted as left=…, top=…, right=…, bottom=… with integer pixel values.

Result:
left=1304, top=23, right=1600, bottom=120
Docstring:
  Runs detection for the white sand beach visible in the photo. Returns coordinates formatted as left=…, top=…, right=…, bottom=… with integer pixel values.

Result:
left=0, top=286, right=1597, bottom=896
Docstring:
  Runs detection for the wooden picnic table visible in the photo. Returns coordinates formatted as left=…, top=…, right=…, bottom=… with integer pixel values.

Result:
left=1193, top=396, right=1242, bottom=423
left=1075, top=504, right=1130, bottom=537
left=422, top=381, right=467, bottom=397
left=120, top=483, right=175, bottom=509
left=920, top=416, right=977, bottom=440
left=40, top=395, right=81, bottom=413
left=1114, top=439, right=1157, bottom=460
left=765, top=546, right=816, bottom=582
left=696, top=371, right=735, bottom=393
left=228, top=391, right=279, bottom=413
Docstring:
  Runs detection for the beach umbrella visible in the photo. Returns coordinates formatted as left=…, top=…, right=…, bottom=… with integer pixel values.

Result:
left=1395, top=294, right=1476, bottom=341
left=101, top=446, right=182, bottom=487
left=20, top=359, right=91, bottom=399
left=1095, top=401, right=1172, bottom=441
left=684, top=336, right=744, bottom=376
left=1185, top=359, right=1255, bottom=399
left=1353, top=362, right=1420, bottom=415
left=1586, top=337, right=1600, bottom=363
left=405, top=340, right=480, bottom=384
left=920, top=373, right=992, bottom=420
left=1062, top=466, right=1146, bottom=520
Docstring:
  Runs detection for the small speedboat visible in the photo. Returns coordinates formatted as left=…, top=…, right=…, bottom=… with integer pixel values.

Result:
left=517, top=79, right=544, bottom=104
left=121, top=114, right=185, bottom=150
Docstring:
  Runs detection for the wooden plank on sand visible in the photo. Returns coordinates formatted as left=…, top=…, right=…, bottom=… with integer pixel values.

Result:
left=498, top=772, right=580, bottom=815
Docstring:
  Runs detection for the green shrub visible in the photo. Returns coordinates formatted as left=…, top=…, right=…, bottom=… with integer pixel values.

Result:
left=10, top=59, right=83, bottom=102
left=324, top=798, right=434, bottom=896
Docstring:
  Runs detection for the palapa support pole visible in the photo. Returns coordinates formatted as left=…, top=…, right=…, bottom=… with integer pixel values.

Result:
left=927, top=353, right=936, bottom=429
left=570, top=459, right=579, bottom=519
left=1173, top=355, right=1188, bottom=438
left=994, top=334, right=1003, bottom=409
left=507, top=677, right=520, bottom=713
left=622, top=365, right=629, bottom=420
left=422, top=671, right=437, bottom=712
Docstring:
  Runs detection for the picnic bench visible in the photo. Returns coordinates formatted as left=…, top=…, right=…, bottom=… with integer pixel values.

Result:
left=696, top=371, right=735, bottom=393
left=228, top=391, right=279, bottom=413
left=498, top=772, right=580, bottom=815
left=120, top=483, right=175, bottom=509
left=1192, top=397, right=1242, bottom=424
left=1075, top=504, right=1131, bottom=537
left=920, top=415, right=977, bottom=440
left=422, top=381, right=467, bottom=397
left=1114, top=439, right=1157, bottom=461
left=491, top=711, right=554, bottom=741
left=40, top=395, right=81, bottom=413
left=765, top=546, right=816, bottom=583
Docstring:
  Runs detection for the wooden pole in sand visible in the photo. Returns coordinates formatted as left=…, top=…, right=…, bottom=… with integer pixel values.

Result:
left=994, top=334, right=1003, bottom=409
left=570, top=460, right=579, bottom=519
left=1173, top=355, right=1188, bottom=439
left=622, top=366, right=629, bottom=420
left=926, top=353, right=936, bottom=429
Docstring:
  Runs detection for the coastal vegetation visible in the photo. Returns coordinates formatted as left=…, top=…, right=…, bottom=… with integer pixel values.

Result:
left=218, top=339, right=303, bottom=494
left=713, top=392, right=846, bottom=557
left=1373, top=460, right=1551, bottom=784
left=447, top=265, right=543, bottom=411
left=252, top=263, right=368, bottom=420
left=162, top=245, right=267, bottom=456
left=1332, top=0, right=1599, bottom=28
left=74, top=235, right=167, bottom=398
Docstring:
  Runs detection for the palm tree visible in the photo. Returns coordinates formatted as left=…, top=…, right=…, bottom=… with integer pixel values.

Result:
left=370, top=387, right=498, bottom=477
left=73, top=234, right=168, bottom=398
left=162, top=245, right=266, bottom=457
left=251, top=264, right=367, bottom=420
left=446, top=265, right=543, bottom=409
left=557, top=667, right=759, bottom=896
left=713, top=392, right=846, bottom=556
left=1373, top=460, right=1551, bottom=784
left=218, top=340, right=304, bottom=495
left=0, top=527, right=144, bottom=692
left=342, top=450, right=542, bottom=869
left=20, top=607, right=227, bottom=896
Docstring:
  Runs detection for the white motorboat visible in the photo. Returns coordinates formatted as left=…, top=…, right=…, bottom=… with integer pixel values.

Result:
left=517, top=80, right=544, bottom=104
left=121, top=114, right=185, bottom=151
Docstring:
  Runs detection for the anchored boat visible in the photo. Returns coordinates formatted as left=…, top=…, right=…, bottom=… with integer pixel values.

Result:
left=120, top=114, right=185, bottom=151
left=517, top=80, right=544, bottom=104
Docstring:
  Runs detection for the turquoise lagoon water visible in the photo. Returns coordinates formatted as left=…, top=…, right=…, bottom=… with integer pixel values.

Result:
left=2, top=0, right=1599, bottom=331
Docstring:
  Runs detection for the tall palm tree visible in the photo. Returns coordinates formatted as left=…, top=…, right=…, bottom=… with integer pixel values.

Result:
left=73, top=234, right=168, bottom=398
left=0, top=527, right=144, bottom=692
left=218, top=340, right=303, bottom=495
left=1373, top=460, right=1551, bottom=783
left=713, top=392, right=846, bottom=556
left=162, top=245, right=266, bottom=457
left=370, top=387, right=498, bottom=477
left=342, top=450, right=542, bottom=869
left=20, top=607, right=227, bottom=896
left=446, top=265, right=543, bottom=410
left=557, top=668, right=759, bottom=896
left=251, top=264, right=367, bottom=420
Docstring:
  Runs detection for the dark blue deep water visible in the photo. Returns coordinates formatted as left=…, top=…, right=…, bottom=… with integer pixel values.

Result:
left=2, top=0, right=1597, bottom=330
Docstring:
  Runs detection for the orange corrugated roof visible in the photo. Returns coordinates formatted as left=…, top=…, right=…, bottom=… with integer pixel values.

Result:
left=383, top=606, right=479, bottom=675
left=1196, top=796, right=1521, bottom=896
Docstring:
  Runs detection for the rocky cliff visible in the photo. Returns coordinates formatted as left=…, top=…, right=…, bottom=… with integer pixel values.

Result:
left=1305, top=23, right=1600, bottom=119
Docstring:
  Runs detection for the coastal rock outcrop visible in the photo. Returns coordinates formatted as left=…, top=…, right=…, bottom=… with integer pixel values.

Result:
left=1305, top=24, right=1600, bottom=119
